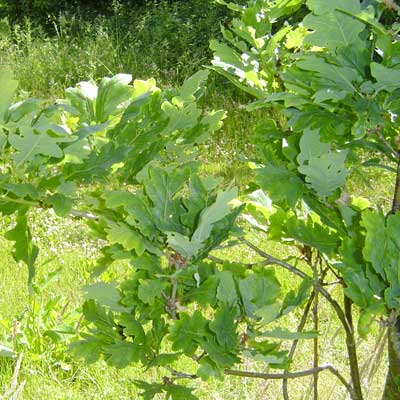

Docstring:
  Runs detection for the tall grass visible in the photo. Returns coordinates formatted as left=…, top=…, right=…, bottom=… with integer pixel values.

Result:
left=0, top=0, right=231, bottom=98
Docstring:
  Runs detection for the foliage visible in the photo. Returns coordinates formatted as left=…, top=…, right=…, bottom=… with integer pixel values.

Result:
left=212, top=0, right=400, bottom=398
left=0, top=66, right=313, bottom=399
left=1, top=0, right=400, bottom=399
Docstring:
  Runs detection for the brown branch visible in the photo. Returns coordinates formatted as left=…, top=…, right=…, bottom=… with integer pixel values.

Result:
left=283, top=292, right=315, bottom=400
left=240, top=238, right=308, bottom=280
left=165, top=367, right=197, bottom=380
left=344, top=296, right=364, bottom=400
left=313, top=288, right=319, bottom=400
left=163, top=364, right=353, bottom=398
left=240, top=239, right=350, bottom=331
left=391, top=152, right=400, bottom=213
left=207, top=254, right=269, bottom=268
left=224, top=365, right=354, bottom=397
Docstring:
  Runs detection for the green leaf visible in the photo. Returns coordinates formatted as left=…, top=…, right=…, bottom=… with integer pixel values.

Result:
left=82, top=300, right=115, bottom=330
left=118, top=314, right=145, bottom=344
left=104, top=190, right=156, bottom=240
left=297, top=129, right=330, bottom=165
left=4, top=213, right=39, bottom=284
left=147, top=353, right=182, bottom=369
left=256, top=165, right=304, bottom=208
left=134, top=381, right=164, bottom=400
left=197, top=357, right=224, bottom=380
left=361, top=211, right=400, bottom=308
left=200, top=337, right=239, bottom=368
left=297, top=131, right=349, bottom=198
left=304, top=0, right=365, bottom=51
left=167, top=232, right=203, bottom=259
left=285, top=217, right=340, bottom=257
left=0, top=69, right=18, bottom=121
left=165, top=385, right=198, bottom=400
left=103, top=342, right=140, bottom=368
left=9, top=125, right=73, bottom=166
left=46, top=193, right=73, bottom=217
left=216, top=270, right=238, bottom=307
left=169, top=311, right=209, bottom=356
left=179, top=70, right=209, bottom=101
left=370, top=63, right=400, bottom=93
left=192, top=188, right=237, bottom=243
left=184, top=275, right=219, bottom=308
left=281, top=278, right=313, bottom=315
left=337, top=236, right=385, bottom=309
left=209, top=303, right=238, bottom=351
left=253, top=302, right=281, bottom=324
left=137, top=279, right=166, bottom=306
left=298, top=151, right=348, bottom=198
left=239, top=270, right=281, bottom=317
left=296, top=55, right=362, bottom=96
left=83, top=282, right=125, bottom=312
left=105, top=222, right=145, bottom=255
left=95, top=74, right=133, bottom=123
left=243, top=349, right=288, bottom=367
left=143, top=166, right=190, bottom=232
left=69, top=338, right=103, bottom=364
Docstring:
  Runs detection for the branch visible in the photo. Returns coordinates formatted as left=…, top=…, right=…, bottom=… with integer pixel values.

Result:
left=207, top=254, right=268, bottom=268
left=240, top=238, right=308, bottom=280
left=392, top=152, right=400, bottom=213
left=163, top=364, right=353, bottom=398
left=0, top=194, right=99, bottom=221
left=344, top=296, right=363, bottom=400
left=240, top=239, right=352, bottom=332
left=0, top=195, right=37, bottom=207
left=225, top=365, right=354, bottom=396
left=283, top=292, right=315, bottom=400
left=165, top=366, right=197, bottom=380
left=69, top=209, right=98, bottom=221
left=375, top=129, right=398, bottom=160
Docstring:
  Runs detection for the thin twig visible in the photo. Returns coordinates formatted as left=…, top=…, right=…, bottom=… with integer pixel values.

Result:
left=165, top=366, right=197, bottom=380
left=366, top=329, right=388, bottom=398
left=391, top=152, right=400, bottom=213
left=283, top=292, right=316, bottom=400
left=240, top=239, right=351, bottom=332
left=240, top=238, right=308, bottom=280
left=313, top=287, right=319, bottom=400
left=69, top=209, right=98, bottom=221
left=207, top=254, right=269, bottom=268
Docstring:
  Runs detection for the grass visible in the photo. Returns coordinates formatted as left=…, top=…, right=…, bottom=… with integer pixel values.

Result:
left=0, top=1, right=230, bottom=98
left=0, top=211, right=389, bottom=399
left=0, top=1, right=396, bottom=399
